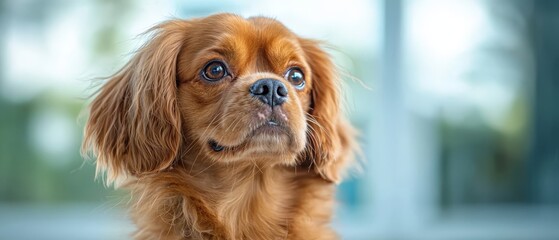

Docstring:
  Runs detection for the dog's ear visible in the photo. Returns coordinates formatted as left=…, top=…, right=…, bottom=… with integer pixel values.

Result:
left=298, top=38, right=356, bottom=183
left=83, top=20, right=189, bottom=185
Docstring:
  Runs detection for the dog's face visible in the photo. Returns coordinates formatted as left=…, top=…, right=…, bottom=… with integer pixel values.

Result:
left=83, top=14, right=353, bottom=184
left=177, top=15, right=311, bottom=164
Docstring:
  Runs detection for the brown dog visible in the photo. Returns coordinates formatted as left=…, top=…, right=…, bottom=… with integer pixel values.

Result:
left=83, top=13, right=356, bottom=240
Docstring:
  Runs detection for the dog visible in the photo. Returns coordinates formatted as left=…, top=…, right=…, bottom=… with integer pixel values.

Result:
left=83, top=13, right=356, bottom=240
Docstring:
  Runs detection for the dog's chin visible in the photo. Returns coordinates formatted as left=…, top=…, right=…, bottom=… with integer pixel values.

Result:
left=208, top=124, right=291, bottom=154
left=206, top=123, right=303, bottom=164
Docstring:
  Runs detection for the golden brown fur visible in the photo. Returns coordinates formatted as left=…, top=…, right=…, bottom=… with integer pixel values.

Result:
left=83, top=13, right=356, bottom=240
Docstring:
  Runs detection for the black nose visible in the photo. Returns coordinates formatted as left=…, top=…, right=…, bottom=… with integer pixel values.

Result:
left=249, top=78, right=288, bottom=107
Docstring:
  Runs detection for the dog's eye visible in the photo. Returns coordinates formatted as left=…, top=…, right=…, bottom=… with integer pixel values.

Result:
left=285, top=67, right=305, bottom=89
left=202, top=61, right=228, bottom=81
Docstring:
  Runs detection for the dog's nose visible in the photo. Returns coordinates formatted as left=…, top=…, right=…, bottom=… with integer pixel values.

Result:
left=249, top=78, right=288, bottom=107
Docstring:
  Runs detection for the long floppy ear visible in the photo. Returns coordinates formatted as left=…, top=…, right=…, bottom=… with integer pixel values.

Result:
left=299, top=38, right=356, bottom=183
left=82, top=20, right=188, bottom=185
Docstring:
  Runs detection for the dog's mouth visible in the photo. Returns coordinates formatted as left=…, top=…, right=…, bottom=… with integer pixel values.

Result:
left=209, top=140, right=225, bottom=152
left=208, top=119, right=288, bottom=153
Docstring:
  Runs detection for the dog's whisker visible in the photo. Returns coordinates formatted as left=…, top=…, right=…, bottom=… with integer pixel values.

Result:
left=304, top=126, right=320, bottom=172
left=222, top=112, right=245, bottom=135
left=191, top=155, right=220, bottom=177
left=187, top=111, right=227, bottom=173
left=250, top=158, right=264, bottom=175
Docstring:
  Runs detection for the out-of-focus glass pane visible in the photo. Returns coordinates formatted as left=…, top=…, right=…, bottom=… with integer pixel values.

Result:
left=403, top=0, right=548, bottom=207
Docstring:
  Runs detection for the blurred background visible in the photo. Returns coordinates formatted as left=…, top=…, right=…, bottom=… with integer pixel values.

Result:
left=1, top=0, right=558, bottom=239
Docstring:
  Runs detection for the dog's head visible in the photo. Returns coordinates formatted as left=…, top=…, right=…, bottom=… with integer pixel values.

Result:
left=83, top=13, right=354, bottom=184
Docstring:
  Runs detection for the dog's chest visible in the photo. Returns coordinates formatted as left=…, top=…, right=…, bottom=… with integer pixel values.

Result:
left=214, top=170, right=295, bottom=239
